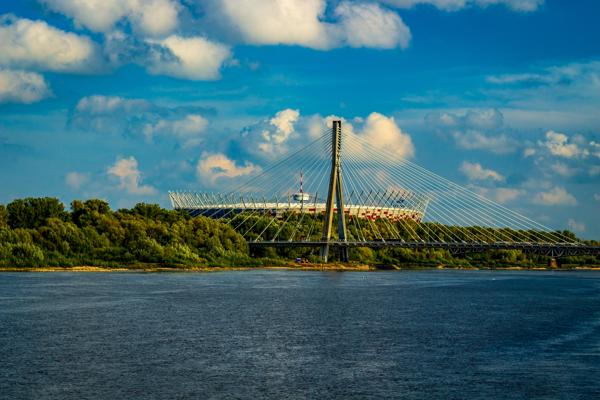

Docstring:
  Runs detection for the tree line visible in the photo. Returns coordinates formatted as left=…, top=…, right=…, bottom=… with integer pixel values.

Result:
left=0, top=198, right=249, bottom=268
left=0, top=197, right=598, bottom=269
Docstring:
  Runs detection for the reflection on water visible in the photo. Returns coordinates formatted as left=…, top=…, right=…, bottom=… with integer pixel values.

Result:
left=1, top=270, right=599, bottom=399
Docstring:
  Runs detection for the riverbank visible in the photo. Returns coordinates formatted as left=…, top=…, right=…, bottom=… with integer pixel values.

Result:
left=2, top=263, right=600, bottom=272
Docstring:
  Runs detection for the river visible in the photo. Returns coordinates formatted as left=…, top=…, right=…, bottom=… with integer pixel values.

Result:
left=1, top=270, right=599, bottom=399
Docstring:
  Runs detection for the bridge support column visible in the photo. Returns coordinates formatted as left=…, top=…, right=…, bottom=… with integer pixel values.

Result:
left=320, top=120, right=348, bottom=263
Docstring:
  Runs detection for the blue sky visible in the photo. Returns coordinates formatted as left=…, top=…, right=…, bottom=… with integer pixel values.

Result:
left=0, top=0, right=599, bottom=238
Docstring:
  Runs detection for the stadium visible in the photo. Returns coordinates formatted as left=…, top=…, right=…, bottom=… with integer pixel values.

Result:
left=168, top=190, right=429, bottom=223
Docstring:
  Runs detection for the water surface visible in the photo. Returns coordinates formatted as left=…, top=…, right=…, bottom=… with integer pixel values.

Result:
left=1, top=270, right=599, bottom=399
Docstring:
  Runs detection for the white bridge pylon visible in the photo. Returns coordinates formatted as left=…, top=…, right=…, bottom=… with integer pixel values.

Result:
left=170, top=119, right=588, bottom=261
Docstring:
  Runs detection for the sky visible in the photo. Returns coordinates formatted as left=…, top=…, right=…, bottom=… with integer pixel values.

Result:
left=0, top=0, right=599, bottom=238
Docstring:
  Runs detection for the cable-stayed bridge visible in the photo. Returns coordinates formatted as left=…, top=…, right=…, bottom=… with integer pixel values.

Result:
left=170, top=120, right=599, bottom=262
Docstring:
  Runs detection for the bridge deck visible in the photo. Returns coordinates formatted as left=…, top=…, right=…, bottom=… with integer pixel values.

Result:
left=248, top=240, right=600, bottom=257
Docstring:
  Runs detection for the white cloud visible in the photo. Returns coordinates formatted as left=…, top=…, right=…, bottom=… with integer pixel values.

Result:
left=460, top=161, right=504, bottom=181
left=71, top=95, right=153, bottom=134
left=333, top=2, right=411, bottom=49
left=539, top=130, right=587, bottom=159
left=549, top=162, right=576, bottom=177
left=215, top=0, right=411, bottom=50
left=590, top=141, right=600, bottom=159
left=258, top=109, right=300, bottom=154
left=217, top=0, right=329, bottom=48
left=594, top=193, right=600, bottom=202
left=107, top=156, right=156, bottom=195
left=381, top=0, right=543, bottom=12
left=492, top=187, right=522, bottom=203
left=65, top=171, right=89, bottom=189
left=453, top=131, right=514, bottom=153
left=524, top=129, right=600, bottom=181
left=567, top=218, right=585, bottom=233
left=270, top=109, right=300, bottom=137
left=426, top=109, right=516, bottom=154
left=475, top=187, right=522, bottom=204
left=523, top=148, right=536, bottom=157
left=197, top=153, right=259, bottom=187
left=532, top=186, right=577, bottom=206
left=239, top=110, right=414, bottom=162
left=0, top=15, right=100, bottom=73
left=147, top=35, right=231, bottom=80
left=71, top=95, right=213, bottom=147
left=349, top=112, right=415, bottom=159
left=483, top=61, right=600, bottom=132
left=143, top=114, right=208, bottom=147
left=75, top=95, right=150, bottom=114
left=487, top=61, right=599, bottom=85
left=40, top=0, right=179, bottom=37
left=0, top=69, right=51, bottom=104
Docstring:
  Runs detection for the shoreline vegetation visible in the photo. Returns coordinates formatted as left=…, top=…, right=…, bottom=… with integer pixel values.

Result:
left=1, top=197, right=598, bottom=272
left=2, top=265, right=600, bottom=273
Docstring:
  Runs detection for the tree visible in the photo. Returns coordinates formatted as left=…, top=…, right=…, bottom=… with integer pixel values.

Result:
left=71, top=199, right=110, bottom=227
left=7, top=198, right=66, bottom=229
left=0, top=205, right=7, bottom=227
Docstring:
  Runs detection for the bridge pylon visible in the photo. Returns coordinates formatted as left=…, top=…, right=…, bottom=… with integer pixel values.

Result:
left=320, top=119, right=348, bottom=262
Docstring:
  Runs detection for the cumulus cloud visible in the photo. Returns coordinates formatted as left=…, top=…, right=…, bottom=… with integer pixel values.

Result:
left=0, top=15, right=100, bottom=73
left=595, top=193, right=600, bottom=202
left=346, top=112, right=415, bottom=159
left=196, top=153, right=259, bottom=187
left=40, top=0, right=179, bottom=37
left=0, top=69, right=51, bottom=104
left=539, top=130, right=587, bottom=159
left=526, top=129, right=600, bottom=180
left=214, top=0, right=411, bottom=50
left=426, top=109, right=516, bottom=154
left=257, top=109, right=300, bottom=154
left=532, top=186, right=577, bottom=206
left=71, top=95, right=213, bottom=147
left=75, top=95, right=150, bottom=114
left=65, top=171, right=89, bottom=189
left=333, top=2, right=411, bottom=49
left=490, top=187, right=522, bottom=203
left=549, top=162, right=576, bottom=177
left=475, top=187, right=522, bottom=204
left=381, top=0, right=543, bottom=11
left=107, top=156, right=156, bottom=195
left=237, top=110, right=414, bottom=163
left=71, top=95, right=152, bottom=134
left=238, top=108, right=303, bottom=159
left=146, top=35, right=231, bottom=80
left=460, top=161, right=504, bottom=181
left=143, top=114, right=208, bottom=147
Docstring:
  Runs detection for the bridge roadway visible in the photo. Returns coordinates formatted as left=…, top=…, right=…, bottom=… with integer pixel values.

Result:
left=248, top=240, right=600, bottom=257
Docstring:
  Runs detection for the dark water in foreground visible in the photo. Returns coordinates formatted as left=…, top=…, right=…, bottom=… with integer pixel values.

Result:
left=1, top=271, right=599, bottom=399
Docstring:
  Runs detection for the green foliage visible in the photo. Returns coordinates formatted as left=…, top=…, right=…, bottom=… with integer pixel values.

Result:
left=0, top=198, right=598, bottom=269
left=7, top=197, right=66, bottom=229
left=0, top=198, right=249, bottom=268
left=0, top=205, right=7, bottom=227
left=232, top=212, right=599, bottom=268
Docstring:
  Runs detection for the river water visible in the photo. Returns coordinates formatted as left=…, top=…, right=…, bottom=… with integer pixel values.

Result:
left=1, top=270, right=599, bottom=399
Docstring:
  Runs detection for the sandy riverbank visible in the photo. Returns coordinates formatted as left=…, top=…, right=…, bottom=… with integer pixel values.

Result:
left=1, top=264, right=600, bottom=272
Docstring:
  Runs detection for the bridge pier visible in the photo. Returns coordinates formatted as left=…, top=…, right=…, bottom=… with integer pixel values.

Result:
left=320, top=120, right=348, bottom=263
